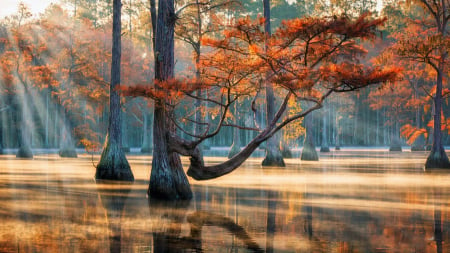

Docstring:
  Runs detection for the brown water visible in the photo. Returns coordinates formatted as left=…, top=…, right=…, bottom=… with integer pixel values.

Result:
left=0, top=151, right=448, bottom=252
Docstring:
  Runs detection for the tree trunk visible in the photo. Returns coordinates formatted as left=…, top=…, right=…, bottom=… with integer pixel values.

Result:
left=320, top=109, right=330, bottom=152
left=412, top=85, right=425, bottom=151
left=141, top=109, right=152, bottom=153
left=59, top=108, right=78, bottom=158
left=149, top=0, right=192, bottom=200
left=228, top=103, right=241, bottom=158
left=96, top=0, right=134, bottom=181
left=425, top=63, right=450, bottom=169
left=301, top=114, right=318, bottom=161
left=261, top=0, right=284, bottom=167
left=389, top=119, right=402, bottom=152
left=16, top=96, right=32, bottom=158
left=121, top=110, right=130, bottom=153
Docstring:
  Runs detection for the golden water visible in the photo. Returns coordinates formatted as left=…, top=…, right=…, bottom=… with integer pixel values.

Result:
left=0, top=151, right=448, bottom=252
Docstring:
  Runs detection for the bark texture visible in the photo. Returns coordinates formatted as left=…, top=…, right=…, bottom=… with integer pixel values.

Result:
left=149, top=0, right=192, bottom=200
left=96, top=0, right=134, bottom=181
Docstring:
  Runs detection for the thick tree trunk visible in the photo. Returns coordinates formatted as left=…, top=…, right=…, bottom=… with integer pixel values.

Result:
left=149, top=0, right=192, bottom=200
left=425, top=65, right=450, bottom=169
left=301, top=114, right=318, bottom=161
left=96, top=0, right=134, bottom=181
left=261, top=0, right=285, bottom=167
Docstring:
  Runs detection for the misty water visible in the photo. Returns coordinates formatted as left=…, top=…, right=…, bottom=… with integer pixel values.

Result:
left=0, top=150, right=449, bottom=252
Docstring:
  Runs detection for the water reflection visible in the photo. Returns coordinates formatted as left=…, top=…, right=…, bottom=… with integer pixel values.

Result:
left=0, top=154, right=448, bottom=252
left=96, top=181, right=132, bottom=253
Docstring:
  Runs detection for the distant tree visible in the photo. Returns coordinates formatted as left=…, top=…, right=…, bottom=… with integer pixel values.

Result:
left=95, top=0, right=134, bottom=181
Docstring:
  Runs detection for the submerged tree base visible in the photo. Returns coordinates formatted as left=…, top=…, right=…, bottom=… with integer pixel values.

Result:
left=335, top=146, right=341, bottom=151
left=320, top=146, right=330, bottom=153
left=425, top=147, right=450, bottom=170
left=59, top=148, right=78, bottom=158
left=411, top=145, right=425, bottom=152
left=389, top=145, right=402, bottom=152
left=16, top=146, right=33, bottom=158
left=262, top=150, right=285, bottom=167
left=301, top=143, right=318, bottom=161
left=96, top=143, right=134, bottom=181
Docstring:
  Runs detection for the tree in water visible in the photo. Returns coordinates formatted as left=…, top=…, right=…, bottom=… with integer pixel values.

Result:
left=123, top=10, right=399, bottom=199
left=95, top=0, right=134, bottom=181
left=301, top=113, right=319, bottom=161
left=392, top=0, right=450, bottom=168
left=262, top=0, right=285, bottom=167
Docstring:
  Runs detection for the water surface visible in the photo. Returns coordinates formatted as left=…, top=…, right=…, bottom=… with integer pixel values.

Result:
left=0, top=151, right=448, bottom=252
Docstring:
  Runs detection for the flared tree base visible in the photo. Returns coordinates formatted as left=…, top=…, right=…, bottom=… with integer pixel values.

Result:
left=16, top=146, right=33, bottom=158
left=425, top=147, right=450, bottom=170
left=122, top=147, right=130, bottom=153
left=96, top=143, right=134, bottom=181
left=262, top=150, right=286, bottom=167
left=320, top=146, right=330, bottom=153
left=389, top=145, right=402, bottom=152
left=149, top=149, right=192, bottom=201
left=59, top=148, right=78, bottom=158
left=335, top=146, right=341, bottom=151
left=301, top=143, right=318, bottom=161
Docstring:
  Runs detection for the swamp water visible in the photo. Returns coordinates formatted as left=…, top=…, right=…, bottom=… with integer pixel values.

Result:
left=0, top=151, right=448, bottom=252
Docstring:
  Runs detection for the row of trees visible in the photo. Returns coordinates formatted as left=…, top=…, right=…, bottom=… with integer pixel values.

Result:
left=0, top=0, right=448, bottom=199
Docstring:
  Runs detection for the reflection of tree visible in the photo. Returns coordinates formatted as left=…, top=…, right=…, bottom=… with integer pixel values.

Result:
left=265, top=191, right=277, bottom=253
left=97, top=182, right=132, bottom=253
left=188, top=211, right=264, bottom=253
left=147, top=199, right=263, bottom=252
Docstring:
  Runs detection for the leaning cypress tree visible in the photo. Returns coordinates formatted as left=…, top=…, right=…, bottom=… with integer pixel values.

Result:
left=95, top=0, right=134, bottom=181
